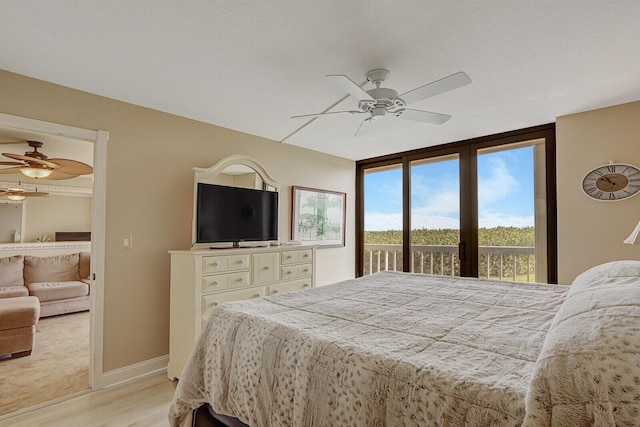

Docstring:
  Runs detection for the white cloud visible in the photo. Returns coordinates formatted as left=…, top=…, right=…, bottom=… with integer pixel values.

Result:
left=478, top=212, right=534, bottom=228
left=365, top=212, right=402, bottom=231
left=365, top=155, right=531, bottom=231
left=411, top=213, right=460, bottom=230
left=478, top=157, right=518, bottom=207
left=365, top=210, right=534, bottom=231
left=412, top=189, right=460, bottom=215
left=365, top=212, right=459, bottom=231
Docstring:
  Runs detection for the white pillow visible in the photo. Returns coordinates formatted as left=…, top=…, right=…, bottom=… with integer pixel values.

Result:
left=570, top=260, right=640, bottom=290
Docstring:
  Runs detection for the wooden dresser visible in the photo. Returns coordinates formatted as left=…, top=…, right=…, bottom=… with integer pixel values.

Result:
left=167, top=245, right=316, bottom=380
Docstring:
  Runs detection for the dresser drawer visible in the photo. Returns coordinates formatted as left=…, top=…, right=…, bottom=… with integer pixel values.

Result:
left=281, top=249, right=313, bottom=265
left=266, top=278, right=312, bottom=296
left=280, top=263, right=312, bottom=281
left=202, top=271, right=250, bottom=292
left=202, top=254, right=250, bottom=274
left=252, top=252, right=279, bottom=284
left=202, top=287, right=265, bottom=325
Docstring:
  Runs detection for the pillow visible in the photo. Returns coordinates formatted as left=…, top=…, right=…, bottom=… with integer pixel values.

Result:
left=0, top=255, right=24, bottom=287
left=569, top=260, right=640, bottom=292
left=524, top=260, right=640, bottom=425
left=24, top=254, right=80, bottom=285
left=79, top=252, right=91, bottom=279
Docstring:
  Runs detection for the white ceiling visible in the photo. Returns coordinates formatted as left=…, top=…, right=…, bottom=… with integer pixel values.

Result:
left=1, top=1, right=639, bottom=161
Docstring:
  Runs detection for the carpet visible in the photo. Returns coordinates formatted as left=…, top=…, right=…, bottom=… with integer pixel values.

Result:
left=0, top=311, right=90, bottom=415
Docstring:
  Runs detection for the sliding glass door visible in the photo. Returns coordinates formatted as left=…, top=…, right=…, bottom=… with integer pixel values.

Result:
left=410, top=154, right=461, bottom=276
left=362, top=163, right=403, bottom=275
left=477, top=140, right=548, bottom=282
left=356, top=124, right=557, bottom=283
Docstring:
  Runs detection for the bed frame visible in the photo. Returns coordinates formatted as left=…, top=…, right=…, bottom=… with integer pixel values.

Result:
left=193, top=404, right=249, bottom=427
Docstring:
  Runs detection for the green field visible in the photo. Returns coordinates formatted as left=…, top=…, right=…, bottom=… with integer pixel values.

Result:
left=365, top=226, right=534, bottom=246
left=364, top=226, right=535, bottom=280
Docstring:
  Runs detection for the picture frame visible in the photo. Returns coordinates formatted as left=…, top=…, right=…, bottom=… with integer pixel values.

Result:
left=291, top=186, right=346, bottom=248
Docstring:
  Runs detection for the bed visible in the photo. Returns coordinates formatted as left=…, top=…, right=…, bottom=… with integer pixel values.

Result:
left=169, top=261, right=640, bottom=426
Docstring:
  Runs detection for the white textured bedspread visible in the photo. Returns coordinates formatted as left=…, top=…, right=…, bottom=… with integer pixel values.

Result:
left=169, top=271, right=569, bottom=426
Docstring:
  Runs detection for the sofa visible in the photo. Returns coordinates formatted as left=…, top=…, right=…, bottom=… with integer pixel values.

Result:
left=0, top=252, right=91, bottom=317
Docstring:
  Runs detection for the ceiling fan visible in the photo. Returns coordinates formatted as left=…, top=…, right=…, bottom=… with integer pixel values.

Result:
left=0, top=188, right=49, bottom=201
left=291, top=69, right=471, bottom=136
left=0, top=140, right=93, bottom=180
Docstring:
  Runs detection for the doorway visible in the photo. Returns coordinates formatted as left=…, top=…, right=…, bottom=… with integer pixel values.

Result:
left=0, top=113, right=107, bottom=415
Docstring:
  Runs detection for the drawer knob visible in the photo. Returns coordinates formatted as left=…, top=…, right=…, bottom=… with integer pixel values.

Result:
left=286, top=255, right=292, bottom=259
left=285, top=270, right=292, bottom=275
left=303, top=284, right=309, bottom=288
left=209, top=301, right=218, bottom=307
left=237, top=277, right=244, bottom=283
left=237, top=260, right=244, bottom=264
left=303, top=254, right=309, bottom=258
left=271, top=290, right=279, bottom=294
left=302, top=268, right=309, bottom=273
left=263, top=266, right=270, bottom=270
left=252, top=293, right=261, bottom=298
left=212, top=262, right=218, bottom=267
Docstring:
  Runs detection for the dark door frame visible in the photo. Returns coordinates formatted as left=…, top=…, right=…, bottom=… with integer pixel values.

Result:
left=355, top=123, right=557, bottom=283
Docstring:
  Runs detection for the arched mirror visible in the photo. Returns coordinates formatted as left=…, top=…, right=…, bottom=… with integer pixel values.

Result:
left=192, top=155, right=279, bottom=248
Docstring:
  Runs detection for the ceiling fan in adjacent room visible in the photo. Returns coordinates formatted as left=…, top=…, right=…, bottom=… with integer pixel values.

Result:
left=0, top=140, right=93, bottom=180
left=291, top=69, right=471, bottom=136
left=0, top=188, right=49, bottom=201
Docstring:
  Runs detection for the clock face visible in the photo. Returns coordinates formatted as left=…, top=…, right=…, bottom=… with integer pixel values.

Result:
left=582, top=163, right=640, bottom=201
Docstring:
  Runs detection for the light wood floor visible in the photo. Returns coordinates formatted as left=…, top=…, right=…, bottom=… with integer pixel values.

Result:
left=0, top=372, right=178, bottom=427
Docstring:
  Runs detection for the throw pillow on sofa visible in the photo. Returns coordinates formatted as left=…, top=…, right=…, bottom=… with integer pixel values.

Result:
left=79, top=252, right=91, bottom=279
left=24, top=254, right=80, bottom=285
left=0, top=255, right=24, bottom=287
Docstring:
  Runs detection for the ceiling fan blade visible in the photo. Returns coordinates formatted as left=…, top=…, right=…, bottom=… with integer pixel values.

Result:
left=354, top=117, right=374, bottom=137
left=0, top=167, right=21, bottom=174
left=42, top=171, right=81, bottom=180
left=0, top=161, right=22, bottom=166
left=398, top=71, right=471, bottom=106
left=2, top=152, right=60, bottom=168
left=398, top=109, right=452, bottom=125
left=326, top=74, right=374, bottom=102
left=47, top=158, right=93, bottom=175
left=21, top=191, right=49, bottom=197
left=291, top=110, right=364, bottom=119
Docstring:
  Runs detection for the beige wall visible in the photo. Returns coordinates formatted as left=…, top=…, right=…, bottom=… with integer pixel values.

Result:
left=23, top=195, right=92, bottom=242
left=0, top=70, right=355, bottom=372
left=557, top=100, right=640, bottom=284
left=0, top=203, right=22, bottom=243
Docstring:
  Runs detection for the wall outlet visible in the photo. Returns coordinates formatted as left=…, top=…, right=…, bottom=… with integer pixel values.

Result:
left=122, top=235, right=133, bottom=249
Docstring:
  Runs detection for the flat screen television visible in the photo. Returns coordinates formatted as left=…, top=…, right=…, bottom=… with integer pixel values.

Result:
left=196, top=183, right=278, bottom=247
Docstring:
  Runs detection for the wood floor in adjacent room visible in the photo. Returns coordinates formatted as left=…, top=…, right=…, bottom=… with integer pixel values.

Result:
left=0, top=372, right=177, bottom=427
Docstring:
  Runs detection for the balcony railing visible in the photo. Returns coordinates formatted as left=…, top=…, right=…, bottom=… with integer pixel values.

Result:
left=364, top=244, right=536, bottom=282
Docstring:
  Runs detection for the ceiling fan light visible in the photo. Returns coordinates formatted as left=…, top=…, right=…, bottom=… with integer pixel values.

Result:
left=6, top=194, right=26, bottom=201
left=20, top=166, right=52, bottom=179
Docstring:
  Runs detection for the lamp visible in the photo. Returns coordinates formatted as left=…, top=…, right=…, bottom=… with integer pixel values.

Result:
left=624, top=219, right=640, bottom=244
left=20, top=166, right=52, bottom=179
left=6, top=194, right=26, bottom=201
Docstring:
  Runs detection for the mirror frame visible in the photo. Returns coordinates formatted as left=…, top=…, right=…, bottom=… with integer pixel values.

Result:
left=192, top=155, right=279, bottom=248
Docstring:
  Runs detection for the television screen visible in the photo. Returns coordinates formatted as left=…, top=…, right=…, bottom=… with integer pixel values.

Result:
left=196, top=183, right=278, bottom=244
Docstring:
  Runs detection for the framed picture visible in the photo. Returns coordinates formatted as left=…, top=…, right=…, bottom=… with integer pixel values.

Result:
left=291, top=186, right=346, bottom=248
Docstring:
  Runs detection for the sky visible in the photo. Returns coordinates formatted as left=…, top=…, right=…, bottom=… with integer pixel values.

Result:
left=364, top=146, right=536, bottom=231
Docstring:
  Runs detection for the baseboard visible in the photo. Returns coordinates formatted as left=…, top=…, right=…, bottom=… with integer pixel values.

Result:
left=101, top=354, right=169, bottom=388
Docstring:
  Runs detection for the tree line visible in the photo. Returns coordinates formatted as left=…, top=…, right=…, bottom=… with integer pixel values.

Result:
left=364, top=226, right=536, bottom=280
